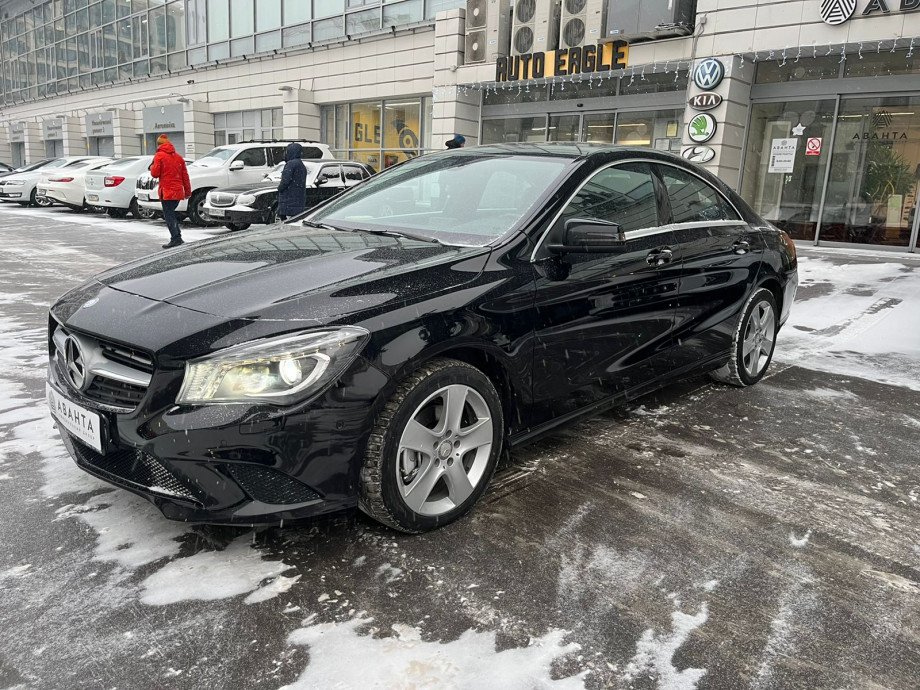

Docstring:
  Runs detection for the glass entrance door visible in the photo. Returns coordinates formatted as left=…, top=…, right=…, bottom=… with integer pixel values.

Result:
left=820, top=96, right=920, bottom=248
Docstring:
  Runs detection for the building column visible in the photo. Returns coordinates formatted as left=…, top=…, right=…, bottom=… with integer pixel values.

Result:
left=682, top=56, right=753, bottom=189
left=432, top=9, right=480, bottom=147
left=112, top=109, right=141, bottom=158
left=60, top=116, right=86, bottom=156
left=21, top=122, right=44, bottom=164
left=182, top=100, right=213, bottom=160
left=282, top=89, right=321, bottom=142
left=0, top=127, right=10, bottom=165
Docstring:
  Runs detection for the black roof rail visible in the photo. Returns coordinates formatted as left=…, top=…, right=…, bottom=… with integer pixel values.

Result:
left=238, top=139, right=324, bottom=145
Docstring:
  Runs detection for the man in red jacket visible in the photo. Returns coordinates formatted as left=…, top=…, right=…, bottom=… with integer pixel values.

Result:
left=150, top=134, right=192, bottom=248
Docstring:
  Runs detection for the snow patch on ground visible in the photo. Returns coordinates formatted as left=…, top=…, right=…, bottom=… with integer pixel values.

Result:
left=777, top=255, right=920, bottom=390
left=139, top=537, right=294, bottom=606
left=622, top=603, right=710, bottom=690
left=789, top=530, right=812, bottom=548
left=282, top=615, right=586, bottom=689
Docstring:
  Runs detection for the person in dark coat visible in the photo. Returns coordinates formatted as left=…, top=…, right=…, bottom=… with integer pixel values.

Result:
left=150, top=133, right=191, bottom=248
left=277, top=142, right=307, bottom=221
left=445, top=134, right=466, bottom=149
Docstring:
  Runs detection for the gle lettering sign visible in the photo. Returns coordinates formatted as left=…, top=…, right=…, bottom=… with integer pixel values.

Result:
left=821, top=0, right=918, bottom=24
left=495, top=41, right=629, bottom=82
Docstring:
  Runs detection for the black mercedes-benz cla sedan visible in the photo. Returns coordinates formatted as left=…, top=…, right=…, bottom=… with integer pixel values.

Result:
left=47, top=144, right=797, bottom=532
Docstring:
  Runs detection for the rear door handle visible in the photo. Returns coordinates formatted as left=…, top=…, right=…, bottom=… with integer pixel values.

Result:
left=732, top=239, right=751, bottom=254
left=646, top=247, right=674, bottom=266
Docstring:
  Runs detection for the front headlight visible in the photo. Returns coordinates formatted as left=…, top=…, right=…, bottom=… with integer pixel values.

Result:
left=176, top=327, right=369, bottom=405
left=5, top=180, right=23, bottom=187
left=237, top=193, right=257, bottom=206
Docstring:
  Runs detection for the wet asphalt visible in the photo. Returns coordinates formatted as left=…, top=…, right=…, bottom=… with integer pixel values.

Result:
left=0, top=204, right=918, bottom=689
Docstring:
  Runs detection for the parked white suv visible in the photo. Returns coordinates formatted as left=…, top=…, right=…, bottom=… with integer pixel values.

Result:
left=136, top=140, right=333, bottom=225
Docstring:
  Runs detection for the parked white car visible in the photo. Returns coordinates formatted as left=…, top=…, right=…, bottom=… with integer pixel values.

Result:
left=84, top=156, right=158, bottom=219
left=136, top=140, right=333, bottom=225
left=36, top=158, right=114, bottom=210
left=0, top=157, right=97, bottom=207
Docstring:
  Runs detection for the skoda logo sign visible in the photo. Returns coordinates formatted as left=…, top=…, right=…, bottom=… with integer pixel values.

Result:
left=693, top=58, right=725, bottom=90
left=820, top=0, right=857, bottom=24
left=688, top=113, right=717, bottom=144
left=64, top=336, right=87, bottom=390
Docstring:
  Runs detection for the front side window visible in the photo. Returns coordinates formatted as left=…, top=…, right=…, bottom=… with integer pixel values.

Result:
left=559, top=163, right=659, bottom=234
left=313, top=153, right=570, bottom=246
left=193, top=147, right=237, bottom=166
left=235, top=147, right=266, bottom=167
left=657, top=165, right=738, bottom=224
left=316, top=165, right=343, bottom=185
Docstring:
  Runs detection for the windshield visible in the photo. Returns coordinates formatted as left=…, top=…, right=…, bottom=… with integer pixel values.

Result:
left=15, top=159, right=56, bottom=172
left=192, top=148, right=237, bottom=166
left=103, top=157, right=141, bottom=169
left=311, top=153, right=569, bottom=246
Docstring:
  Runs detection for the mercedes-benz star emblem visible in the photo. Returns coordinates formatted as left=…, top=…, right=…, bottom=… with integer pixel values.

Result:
left=64, top=336, right=86, bottom=390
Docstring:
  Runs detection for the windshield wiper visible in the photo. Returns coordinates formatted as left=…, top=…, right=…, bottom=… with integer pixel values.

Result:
left=301, top=219, right=342, bottom=231
left=355, top=227, right=451, bottom=247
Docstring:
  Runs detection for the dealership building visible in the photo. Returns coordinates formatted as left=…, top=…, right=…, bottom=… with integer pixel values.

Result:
left=0, top=0, right=918, bottom=251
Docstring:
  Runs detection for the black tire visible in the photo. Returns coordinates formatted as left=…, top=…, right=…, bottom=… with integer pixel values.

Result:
left=225, top=222, right=251, bottom=231
left=107, top=207, right=128, bottom=219
left=186, top=190, right=210, bottom=226
left=28, top=188, right=37, bottom=207
left=359, top=358, right=504, bottom=533
left=710, top=287, right=779, bottom=387
left=17, top=201, right=29, bottom=207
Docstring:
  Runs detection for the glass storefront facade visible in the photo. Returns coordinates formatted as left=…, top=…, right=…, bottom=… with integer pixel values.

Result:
left=0, top=0, right=462, bottom=105
left=214, top=108, right=283, bottom=146
left=742, top=53, right=920, bottom=251
left=320, top=98, right=433, bottom=172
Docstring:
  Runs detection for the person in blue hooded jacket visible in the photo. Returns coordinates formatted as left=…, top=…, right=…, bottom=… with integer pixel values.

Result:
left=277, top=142, right=307, bottom=221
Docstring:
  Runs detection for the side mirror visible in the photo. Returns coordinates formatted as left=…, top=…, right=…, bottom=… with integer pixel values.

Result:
left=229, top=160, right=245, bottom=171
left=548, top=218, right=626, bottom=254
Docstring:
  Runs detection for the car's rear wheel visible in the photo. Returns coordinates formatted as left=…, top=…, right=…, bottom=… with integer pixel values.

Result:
left=35, top=192, right=53, bottom=207
left=27, top=188, right=37, bottom=206
left=360, top=358, right=503, bottom=533
left=225, top=222, right=251, bottom=231
left=107, top=206, right=127, bottom=219
left=710, top=287, right=778, bottom=387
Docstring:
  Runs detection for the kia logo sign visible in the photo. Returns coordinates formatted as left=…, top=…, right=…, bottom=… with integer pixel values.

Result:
left=689, top=92, right=723, bottom=111
left=693, top=58, right=724, bottom=90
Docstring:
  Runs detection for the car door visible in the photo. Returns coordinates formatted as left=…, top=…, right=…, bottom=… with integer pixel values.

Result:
left=307, top=164, right=346, bottom=208
left=231, top=147, right=270, bottom=183
left=530, top=161, right=681, bottom=424
left=651, top=163, right=764, bottom=372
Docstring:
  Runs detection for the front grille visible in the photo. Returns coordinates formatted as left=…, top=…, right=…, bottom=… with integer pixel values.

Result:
left=51, top=324, right=153, bottom=411
left=85, top=377, right=147, bottom=407
left=70, top=438, right=202, bottom=505
left=210, top=192, right=237, bottom=207
left=227, top=464, right=320, bottom=505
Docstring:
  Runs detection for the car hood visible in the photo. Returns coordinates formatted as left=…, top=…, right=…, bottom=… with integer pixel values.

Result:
left=212, top=181, right=277, bottom=194
left=88, top=224, right=490, bottom=324
left=0, top=171, right=41, bottom=183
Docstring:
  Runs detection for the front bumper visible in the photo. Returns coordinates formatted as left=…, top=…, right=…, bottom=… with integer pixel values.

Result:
left=0, top=189, right=23, bottom=199
left=203, top=202, right=272, bottom=225
left=47, top=320, right=387, bottom=525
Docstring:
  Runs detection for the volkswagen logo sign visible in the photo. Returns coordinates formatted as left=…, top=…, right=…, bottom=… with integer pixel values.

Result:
left=693, top=58, right=725, bottom=90
left=64, top=336, right=87, bottom=390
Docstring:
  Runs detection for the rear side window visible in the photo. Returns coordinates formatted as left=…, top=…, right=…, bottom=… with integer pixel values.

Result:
left=342, top=165, right=367, bottom=181
left=316, top=165, right=343, bottom=185
left=235, top=148, right=266, bottom=167
left=268, top=147, right=286, bottom=165
left=657, top=165, right=740, bottom=223
left=300, top=146, right=323, bottom=160
left=559, top=162, right=659, bottom=233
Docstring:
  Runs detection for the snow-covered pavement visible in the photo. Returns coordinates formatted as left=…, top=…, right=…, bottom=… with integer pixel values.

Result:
left=1, top=204, right=919, bottom=689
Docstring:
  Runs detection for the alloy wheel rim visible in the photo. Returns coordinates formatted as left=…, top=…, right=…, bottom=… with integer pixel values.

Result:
left=742, top=301, right=775, bottom=378
left=396, top=384, right=493, bottom=517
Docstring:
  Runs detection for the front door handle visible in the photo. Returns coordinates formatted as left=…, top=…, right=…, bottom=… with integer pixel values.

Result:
left=733, top=239, right=751, bottom=254
left=646, top=247, right=674, bottom=266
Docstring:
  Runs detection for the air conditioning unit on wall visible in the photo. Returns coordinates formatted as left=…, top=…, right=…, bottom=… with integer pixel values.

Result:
left=511, top=0, right=560, bottom=56
left=558, top=0, right=606, bottom=50
left=605, top=0, right=695, bottom=41
left=465, top=0, right=512, bottom=63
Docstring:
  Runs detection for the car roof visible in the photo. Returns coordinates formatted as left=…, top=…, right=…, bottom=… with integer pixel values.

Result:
left=447, top=142, right=685, bottom=161
left=214, top=141, right=329, bottom=150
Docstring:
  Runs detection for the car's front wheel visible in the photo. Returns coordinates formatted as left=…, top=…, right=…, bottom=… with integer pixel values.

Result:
left=225, top=222, right=251, bottom=231
left=186, top=190, right=211, bottom=226
left=359, top=358, right=503, bottom=533
left=710, top=287, right=778, bottom=387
